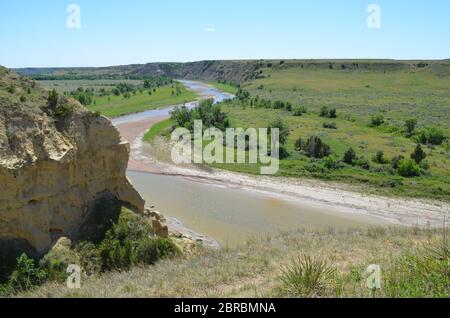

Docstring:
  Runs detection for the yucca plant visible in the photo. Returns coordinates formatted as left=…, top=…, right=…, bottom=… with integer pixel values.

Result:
left=279, top=255, right=336, bottom=298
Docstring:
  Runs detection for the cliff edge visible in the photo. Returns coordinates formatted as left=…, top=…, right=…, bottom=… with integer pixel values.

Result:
left=0, top=67, right=145, bottom=254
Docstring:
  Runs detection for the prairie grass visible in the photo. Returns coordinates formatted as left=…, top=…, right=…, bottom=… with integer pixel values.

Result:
left=19, top=227, right=449, bottom=298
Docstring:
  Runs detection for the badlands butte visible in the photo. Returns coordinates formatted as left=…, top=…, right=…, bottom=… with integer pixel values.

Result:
left=0, top=67, right=171, bottom=276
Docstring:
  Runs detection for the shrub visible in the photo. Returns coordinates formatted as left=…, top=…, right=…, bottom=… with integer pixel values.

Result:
left=373, top=150, right=388, bottom=164
left=416, top=128, right=446, bottom=146
left=411, top=144, right=426, bottom=164
left=278, top=255, right=335, bottom=297
left=305, top=136, right=331, bottom=158
left=20, top=96, right=27, bottom=103
left=137, top=238, right=180, bottom=265
left=355, top=157, right=370, bottom=170
left=53, top=103, right=74, bottom=119
left=47, top=89, right=59, bottom=110
left=397, top=159, right=421, bottom=178
left=343, top=148, right=356, bottom=165
left=319, top=107, right=337, bottom=118
left=8, top=254, right=47, bottom=292
left=323, top=156, right=341, bottom=170
left=391, top=155, right=405, bottom=170
left=293, top=106, right=307, bottom=116
left=404, top=119, right=418, bottom=137
left=319, top=106, right=329, bottom=117
left=323, top=122, right=337, bottom=129
left=370, top=115, right=385, bottom=127
left=7, top=84, right=16, bottom=94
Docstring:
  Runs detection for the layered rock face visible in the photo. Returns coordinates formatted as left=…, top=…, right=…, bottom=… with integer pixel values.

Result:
left=0, top=68, right=145, bottom=254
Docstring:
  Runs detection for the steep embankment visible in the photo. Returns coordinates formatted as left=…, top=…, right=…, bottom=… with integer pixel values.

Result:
left=0, top=67, right=145, bottom=255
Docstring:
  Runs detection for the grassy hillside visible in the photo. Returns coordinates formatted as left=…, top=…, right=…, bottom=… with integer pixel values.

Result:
left=150, top=61, right=450, bottom=200
left=36, top=78, right=198, bottom=118
left=20, top=227, right=449, bottom=298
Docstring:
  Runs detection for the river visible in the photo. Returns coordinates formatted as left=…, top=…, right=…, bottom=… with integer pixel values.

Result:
left=114, top=81, right=388, bottom=247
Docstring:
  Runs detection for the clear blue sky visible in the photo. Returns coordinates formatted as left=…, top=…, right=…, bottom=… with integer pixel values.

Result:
left=1, top=0, right=449, bottom=67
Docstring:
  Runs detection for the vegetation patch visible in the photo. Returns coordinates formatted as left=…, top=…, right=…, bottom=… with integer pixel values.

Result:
left=0, top=207, right=179, bottom=296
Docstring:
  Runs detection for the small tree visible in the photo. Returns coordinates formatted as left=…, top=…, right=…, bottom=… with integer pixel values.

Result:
left=373, top=150, right=387, bottom=164
left=343, top=148, right=356, bottom=165
left=411, top=144, right=426, bottom=164
left=370, top=115, right=385, bottom=127
left=47, top=89, right=59, bottom=110
left=391, top=155, right=405, bottom=169
left=302, top=136, right=331, bottom=159
left=404, top=118, right=417, bottom=137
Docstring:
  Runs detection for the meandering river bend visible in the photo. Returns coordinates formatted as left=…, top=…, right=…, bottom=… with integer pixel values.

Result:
left=113, top=81, right=387, bottom=246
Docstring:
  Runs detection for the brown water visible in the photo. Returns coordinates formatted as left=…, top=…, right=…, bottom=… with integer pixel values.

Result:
left=128, top=171, right=386, bottom=246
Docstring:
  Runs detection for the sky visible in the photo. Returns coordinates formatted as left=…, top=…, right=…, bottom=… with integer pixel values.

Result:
left=1, top=0, right=449, bottom=68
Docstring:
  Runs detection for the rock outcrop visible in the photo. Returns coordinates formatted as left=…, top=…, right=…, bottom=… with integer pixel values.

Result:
left=0, top=68, right=145, bottom=254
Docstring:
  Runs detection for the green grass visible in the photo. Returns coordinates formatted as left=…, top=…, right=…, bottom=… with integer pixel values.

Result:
left=143, top=118, right=174, bottom=142
left=207, top=81, right=239, bottom=94
left=36, top=80, right=199, bottom=118
left=205, top=102, right=449, bottom=200
left=244, top=66, right=450, bottom=133
left=86, top=86, right=197, bottom=118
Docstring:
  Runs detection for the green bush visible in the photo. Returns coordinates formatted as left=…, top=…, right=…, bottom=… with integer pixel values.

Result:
left=54, top=103, right=74, bottom=119
left=373, top=150, right=388, bottom=164
left=137, top=238, right=180, bottom=265
left=404, top=118, right=418, bottom=137
left=391, top=155, right=405, bottom=170
left=319, top=106, right=337, bottom=118
left=343, top=148, right=356, bottom=165
left=47, top=89, right=59, bottom=109
left=293, top=106, right=307, bottom=116
left=355, top=156, right=370, bottom=170
left=416, top=128, right=446, bottom=146
left=370, top=115, right=385, bottom=127
left=397, top=159, right=421, bottom=178
left=299, top=136, right=331, bottom=159
left=323, top=122, right=337, bottom=129
left=8, top=254, right=47, bottom=293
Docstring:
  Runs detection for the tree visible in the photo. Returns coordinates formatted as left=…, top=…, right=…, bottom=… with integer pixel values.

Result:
left=343, top=148, right=356, bottom=165
left=301, top=136, right=331, bottom=158
left=373, top=150, right=388, bottom=164
left=47, top=89, right=59, bottom=110
left=404, top=118, right=417, bottom=137
left=328, top=108, right=337, bottom=118
left=416, top=128, right=446, bottom=146
left=411, top=144, right=426, bottom=164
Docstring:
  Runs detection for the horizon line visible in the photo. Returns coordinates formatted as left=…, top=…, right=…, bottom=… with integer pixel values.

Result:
left=8, top=57, right=450, bottom=69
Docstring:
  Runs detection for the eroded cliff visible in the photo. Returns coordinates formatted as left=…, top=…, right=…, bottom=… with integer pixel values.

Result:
left=0, top=67, right=145, bottom=254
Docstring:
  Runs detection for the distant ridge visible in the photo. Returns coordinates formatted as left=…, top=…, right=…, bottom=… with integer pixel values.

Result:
left=13, top=59, right=450, bottom=84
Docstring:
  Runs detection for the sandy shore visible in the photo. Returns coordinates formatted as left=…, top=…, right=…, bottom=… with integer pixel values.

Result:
left=115, top=116, right=449, bottom=229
